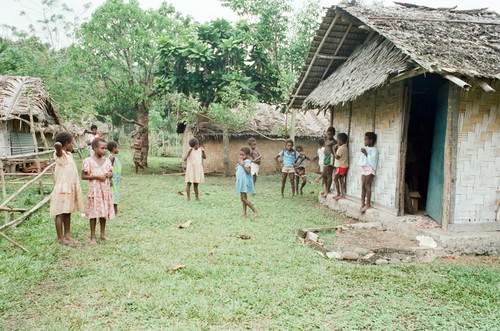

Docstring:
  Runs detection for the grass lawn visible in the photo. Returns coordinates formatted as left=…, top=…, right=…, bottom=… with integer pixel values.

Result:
left=1, top=151, right=499, bottom=330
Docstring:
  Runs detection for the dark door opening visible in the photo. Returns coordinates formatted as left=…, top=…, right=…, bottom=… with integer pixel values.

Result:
left=405, top=74, right=448, bottom=218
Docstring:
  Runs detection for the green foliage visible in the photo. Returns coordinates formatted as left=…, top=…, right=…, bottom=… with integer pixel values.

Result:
left=72, top=0, right=189, bottom=125
left=157, top=18, right=279, bottom=129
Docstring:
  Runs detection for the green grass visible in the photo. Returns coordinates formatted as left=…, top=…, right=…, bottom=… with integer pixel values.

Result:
left=1, top=151, right=499, bottom=330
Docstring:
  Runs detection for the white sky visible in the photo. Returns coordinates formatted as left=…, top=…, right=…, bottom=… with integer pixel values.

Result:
left=1, top=0, right=499, bottom=46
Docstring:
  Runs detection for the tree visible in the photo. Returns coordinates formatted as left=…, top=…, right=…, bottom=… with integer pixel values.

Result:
left=72, top=0, right=189, bottom=166
left=157, top=19, right=280, bottom=175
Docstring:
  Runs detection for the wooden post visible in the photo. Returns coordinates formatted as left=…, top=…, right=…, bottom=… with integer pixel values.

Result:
left=0, top=160, right=8, bottom=224
left=347, top=102, right=353, bottom=141
left=290, top=108, right=297, bottom=142
left=441, top=84, right=460, bottom=231
left=397, top=81, right=412, bottom=216
left=28, top=105, right=44, bottom=197
left=372, top=90, right=377, bottom=131
left=330, top=106, right=335, bottom=128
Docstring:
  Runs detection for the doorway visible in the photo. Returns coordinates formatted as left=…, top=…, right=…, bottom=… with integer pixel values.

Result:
left=405, top=74, right=448, bottom=222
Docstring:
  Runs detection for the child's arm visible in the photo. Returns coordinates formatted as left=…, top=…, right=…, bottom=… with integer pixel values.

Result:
left=201, top=147, right=207, bottom=159
left=81, top=170, right=106, bottom=182
left=239, top=158, right=251, bottom=174
left=109, top=154, right=115, bottom=166
left=274, top=154, right=282, bottom=170
left=182, top=148, right=193, bottom=162
left=54, top=142, right=63, bottom=157
left=360, top=148, right=367, bottom=156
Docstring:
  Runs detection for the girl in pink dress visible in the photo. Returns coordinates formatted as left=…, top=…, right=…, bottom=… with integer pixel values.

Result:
left=82, top=137, right=114, bottom=244
left=50, top=132, right=84, bottom=246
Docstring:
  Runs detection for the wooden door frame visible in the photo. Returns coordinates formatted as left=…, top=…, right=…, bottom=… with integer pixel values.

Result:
left=397, top=80, right=412, bottom=216
left=441, top=84, right=460, bottom=230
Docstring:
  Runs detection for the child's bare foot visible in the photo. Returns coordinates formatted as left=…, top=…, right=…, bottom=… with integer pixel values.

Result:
left=100, top=235, right=108, bottom=241
left=65, top=238, right=81, bottom=247
left=90, top=239, right=97, bottom=245
left=241, top=213, right=247, bottom=218
left=360, top=205, right=371, bottom=213
left=252, top=212, right=260, bottom=219
left=333, top=194, right=341, bottom=200
left=359, top=205, right=365, bottom=213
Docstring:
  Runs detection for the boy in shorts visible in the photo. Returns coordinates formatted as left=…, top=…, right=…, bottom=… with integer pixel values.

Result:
left=294, top=145, right=310, bottom=195
left=334, top=133, right=349, bottom=200
left=275, top=139, right=300, bottom=198
left=248, top=138, right=261, bottom=186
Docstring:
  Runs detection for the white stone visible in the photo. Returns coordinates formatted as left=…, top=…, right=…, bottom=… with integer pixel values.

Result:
left=416, top=235, right=438, bottom=248
left=375, top=258, right=389, bottom=265
left=325, top=251, right=343, bottom=259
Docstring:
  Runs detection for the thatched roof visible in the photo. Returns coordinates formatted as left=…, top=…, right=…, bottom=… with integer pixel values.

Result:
left=288, top=2, right=500, bottom=109
left=191, top=104, right=329, bottom=140
left=0, top=76, right=60, bottom=124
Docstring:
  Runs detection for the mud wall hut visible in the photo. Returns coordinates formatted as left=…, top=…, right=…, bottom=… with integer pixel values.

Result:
left=288, top=3, right=500, bottom=231
left=183, top=104, right=330, bottom=174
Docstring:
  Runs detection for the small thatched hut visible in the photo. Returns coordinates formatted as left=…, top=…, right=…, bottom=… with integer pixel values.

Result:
left=288, top=2, right=499, bottom=231
left=0, top=76, right=61, bottom=157
left=183, top=104, right=329, bottom=174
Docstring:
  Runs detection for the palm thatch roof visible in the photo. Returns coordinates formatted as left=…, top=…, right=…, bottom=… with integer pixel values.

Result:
left=288, top=2, right=500, bottom=109
left=0, top=76, right=60, bottom=125
left=190, top=104, right=329, bottom=140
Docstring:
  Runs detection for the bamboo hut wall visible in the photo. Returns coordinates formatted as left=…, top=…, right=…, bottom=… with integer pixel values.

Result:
left=0, top=122, right=8, bottom=157
left=344, top=82, right=403, bottom=213
left=453, top=82, right=500, bottom=225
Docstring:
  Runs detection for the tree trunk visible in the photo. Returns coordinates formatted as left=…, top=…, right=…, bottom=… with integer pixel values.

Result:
left=136, top=102, right=149, bottom=168
left=222, top=126, right=230, bottom=177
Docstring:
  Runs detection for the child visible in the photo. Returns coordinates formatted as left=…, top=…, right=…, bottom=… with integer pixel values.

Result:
left=358, top=132, right=378, bottom=213
left=87, top=124, right=101, bottom=157
left=248, top=138, right=261, bottom=186
left=132, top=132, right=144, bottom=174
left=236, top=147, right=259, bottom=218
left=275, top=139, right=300, bottom=198
left=82, top=137, right=115, bottom=244
left=49, top=132, right=84, bottom=247
left=183, top=138, right=206, bottom=202
left=333, top=133, right=349, bottom=200
left=321, top=126, right=337, bottom=196
left=107, top=140, right=121, bottom=215
left=294, top=145, right=311, bottom=195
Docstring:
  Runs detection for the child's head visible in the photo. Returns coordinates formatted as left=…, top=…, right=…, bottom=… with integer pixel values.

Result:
left=285, top=139, right=294, bottom=151
left=327, top=126, right=336, bottom=138
left=318, top=138, right=325, bottom=147
left=90, top=124, right=98, bottom=135
left=188, top=138, right=199, bottom=149
left=240, top=146, right=251, bottom=159
left=55, top=132, right=73, bottom=152
left=337, top=133, right=348, bottom=145
left=107, top=140, right=119, bottom=154
left=248, top=138, right=257, bottom=149
left=296, top=145, right=304, bottom=153
left=364, top=132, right=377, bottom=146
left=92, top=137, right=107, bottom=157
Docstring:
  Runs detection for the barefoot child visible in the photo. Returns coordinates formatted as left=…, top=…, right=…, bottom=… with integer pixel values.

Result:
left=321, top=127, right=337, bottom=196
left=132, top=132, right=145, bottom=174
left=358, top=132, right=378, bottom=213
left=275, top=139, right=300, bottom=198
left=248, top=138, right=261, bottom=186
left=87, top=124, right=99, bottom=157
left=82, top=137, right=115, bottom=244
left=183, top=138, right=206, bottom=202
left=317, top=138, right=325, bottom=183
left=333, top=133, right=349, bottom=200
left=49, top=132, right=84, bottom=246
left=236, top=147, right=259, bottom=218
left=294, top=145, right=310, bottom=195
left=107, top=140, right=121, bottom=215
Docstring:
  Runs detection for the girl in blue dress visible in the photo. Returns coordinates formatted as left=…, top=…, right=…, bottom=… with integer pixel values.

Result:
left=236, top=147, right=259, bottom=218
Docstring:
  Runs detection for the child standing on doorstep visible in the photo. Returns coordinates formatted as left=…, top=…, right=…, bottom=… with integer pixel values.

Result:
left=82, top=137, right=115, bottom=244
left=236, top=147, right=259, bottom=218
left=333, top=133, right=349, bottom=200
left=358, top=132, right=378, bottom=213
left=107, top=140, right=121, bottom=216
left=275, top=139, right=300, bottom=198
left=294, top=145, right=311, bottom=195
left=183, top=138, right=206, bottom=202
left=321, top=126, right=337, bottom=196
left=248, top=138, right=261, bottom=186
left=50, top=132, right=84, bottom=247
